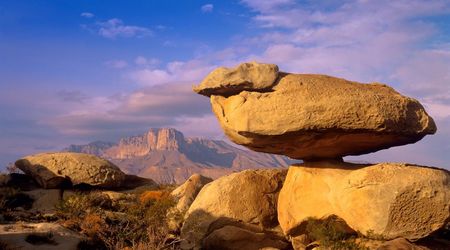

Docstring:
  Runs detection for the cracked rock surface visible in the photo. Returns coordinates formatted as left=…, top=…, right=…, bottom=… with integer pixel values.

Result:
left=277, top=162, right=450, bottom=241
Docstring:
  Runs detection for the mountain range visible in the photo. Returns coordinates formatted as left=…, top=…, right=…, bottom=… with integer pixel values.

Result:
left=64, top=128, right=294, bottom=183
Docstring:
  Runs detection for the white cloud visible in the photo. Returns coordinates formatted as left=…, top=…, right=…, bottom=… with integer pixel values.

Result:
left=80, top=12, right=94, bottom=18
left=128, top=59, right=216, bottom=86
left=97, top=18, right=152, bottom=39
left=241, top=0, right=295, bottom=12
left=45, top=83, right=212, bottom=139
left=201, top=4, right=214, bottom=13
left=134, top=56, right=160, bottom=67
left=105, top=59, right=128, bottom=69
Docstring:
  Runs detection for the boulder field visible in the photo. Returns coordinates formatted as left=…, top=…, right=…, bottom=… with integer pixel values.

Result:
left=180, top=62, right=450, bottom=249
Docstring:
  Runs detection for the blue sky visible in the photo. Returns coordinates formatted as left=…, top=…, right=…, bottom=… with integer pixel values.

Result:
left=1, top=0, right=450, bottom=169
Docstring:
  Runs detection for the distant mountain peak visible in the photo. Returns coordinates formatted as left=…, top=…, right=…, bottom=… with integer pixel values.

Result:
left=64, top=128, right=294, bottom=183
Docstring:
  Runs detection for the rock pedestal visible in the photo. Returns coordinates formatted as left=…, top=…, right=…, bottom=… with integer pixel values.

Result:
left=277, top=162, right=450, bottom=241
left=189, top=62, right=448, bottom=249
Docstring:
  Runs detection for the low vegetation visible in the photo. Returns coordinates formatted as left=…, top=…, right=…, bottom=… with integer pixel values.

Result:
left=304, top=217, right=369, bottom=250
left=55, top=186, right=181, bottom=250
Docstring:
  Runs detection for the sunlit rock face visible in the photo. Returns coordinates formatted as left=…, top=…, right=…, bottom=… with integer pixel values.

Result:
left=194, top=62, right=436, bottom=161
left=277, top=162, right=450, bottom=241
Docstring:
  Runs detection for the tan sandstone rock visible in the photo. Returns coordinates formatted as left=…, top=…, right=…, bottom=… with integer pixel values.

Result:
left=168, top=174, right=213, bottom=231
left=15, top=152, right=126, bottom=189
left=193, top=62, right=279, bottom=97
left=172, top=174, right=213, bottom=212
left=195, top=63, right=436, bottom=160
left=180, top=169, right=287, bottom=249
left=277, top=162, right=450, bottom=241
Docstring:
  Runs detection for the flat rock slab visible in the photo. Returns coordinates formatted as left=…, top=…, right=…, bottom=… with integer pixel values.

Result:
left=277, top=162, right=450, bottom=241
left=15, top=152, right=126, bottom=189
left=195, top=62, right=436, bottom=160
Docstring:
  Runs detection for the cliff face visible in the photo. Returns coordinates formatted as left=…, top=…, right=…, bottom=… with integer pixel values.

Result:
left=64, top=128, right=293, bottom=183
left=104, top=128, right=185, bottom=159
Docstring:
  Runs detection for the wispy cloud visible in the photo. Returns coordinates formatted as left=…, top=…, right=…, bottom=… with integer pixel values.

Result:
left=95, top=18, right=152, bottom=39
left=80, top=12, right=94, bottom=18
left=240, top=0, right=295, bottom=12
left=201, top=4, right=214, bottom=13
left=134, top=56, right=160, bottom=67
left=45, top=83, right=213, bottom=139
left=128, top=59, right=216, bottom=86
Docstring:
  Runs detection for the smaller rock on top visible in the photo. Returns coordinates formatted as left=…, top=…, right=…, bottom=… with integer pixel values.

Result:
left=193, top=61, right=279, bottom=97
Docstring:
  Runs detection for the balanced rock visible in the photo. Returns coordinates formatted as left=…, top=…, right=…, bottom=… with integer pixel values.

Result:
left=15, top=152, right=126, bottom=189
left=277, top=162, right=450, bottom=241
left=180, top=169, right=287, bottom=249
left=193, top=62, right=279, bottom=97
left=194, top=62, right=436, bottom=160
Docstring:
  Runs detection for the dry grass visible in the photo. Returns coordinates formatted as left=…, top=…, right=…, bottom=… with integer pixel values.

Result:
left=56, top=189, right=180, bottom=250
left=304, top=217, right=369, bottom=250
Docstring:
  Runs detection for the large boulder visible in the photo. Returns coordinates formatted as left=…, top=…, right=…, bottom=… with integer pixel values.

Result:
left=194, top=62, right=436, bottom=160
left=193, top=62, right=279, bottom=97
left=277, top=162, right=450, bottom=241
left=180, top=169, right=287, bottom=249
left=15, top=152, right=126, bottom=189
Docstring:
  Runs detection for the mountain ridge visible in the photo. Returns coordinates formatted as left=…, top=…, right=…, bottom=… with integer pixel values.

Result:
left=64, top=128, right=294, bottom=183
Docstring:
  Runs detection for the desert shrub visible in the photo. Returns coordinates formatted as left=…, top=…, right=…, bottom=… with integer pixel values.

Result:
left=56, top=189, right=180, bottom=250
left=0, top=187, right=34, bottom=211
left=56, top=191, right=111, bottom=219
left=139, top=190, right=165, bottom=204
left=304, top=217, right=368, bottom=250
left=99, top=194, right=178, bottom=249
left=80, top=213, right=107, bottom=238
